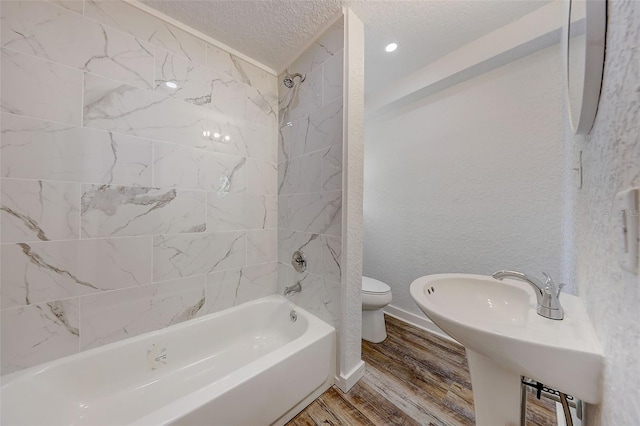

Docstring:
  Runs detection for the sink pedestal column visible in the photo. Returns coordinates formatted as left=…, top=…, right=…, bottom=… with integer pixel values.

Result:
left=466, top=349, right=522, bottom=426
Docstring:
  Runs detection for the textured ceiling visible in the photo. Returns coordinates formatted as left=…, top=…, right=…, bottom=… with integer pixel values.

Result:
left=142, top=0, right=342, bottom=70
left=143, top=0, right=549, bottom=95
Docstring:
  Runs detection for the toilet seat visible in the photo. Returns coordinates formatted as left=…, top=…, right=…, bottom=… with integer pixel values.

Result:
left=362, top=276, right=391, bottom=295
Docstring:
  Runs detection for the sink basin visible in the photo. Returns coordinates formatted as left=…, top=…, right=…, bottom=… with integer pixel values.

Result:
left=410, top=274, right=604, bottom=425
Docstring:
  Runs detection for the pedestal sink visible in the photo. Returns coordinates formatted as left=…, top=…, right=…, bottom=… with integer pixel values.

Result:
left=410, top=274, right=604, bottom=426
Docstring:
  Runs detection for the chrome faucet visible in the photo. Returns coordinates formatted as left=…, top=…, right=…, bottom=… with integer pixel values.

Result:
left=283, top=281, right=302, bottom=296
left=491, top=270, right=565, bottom=320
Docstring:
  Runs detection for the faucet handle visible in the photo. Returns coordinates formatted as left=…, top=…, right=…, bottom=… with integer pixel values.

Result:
left=542, top=272, right=564, bottom=297
left=542, top=272, right=557, bottom=292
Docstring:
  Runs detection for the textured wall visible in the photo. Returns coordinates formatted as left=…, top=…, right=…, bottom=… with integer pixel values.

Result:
left=0, top=0, right=278, bottom=374
left=277, top=19, right=344, bottom=329
left=570, top=1, right=640, bottom=424
left=364, top=45, right=565, bottom=317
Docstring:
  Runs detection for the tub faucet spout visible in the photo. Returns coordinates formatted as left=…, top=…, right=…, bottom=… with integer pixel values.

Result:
left=491, top=270, right=564, bottom=320
left=284, top=281, right=302, bottom=296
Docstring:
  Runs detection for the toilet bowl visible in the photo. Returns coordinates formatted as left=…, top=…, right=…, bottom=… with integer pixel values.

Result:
left=361, top=276, right=392, bottom=343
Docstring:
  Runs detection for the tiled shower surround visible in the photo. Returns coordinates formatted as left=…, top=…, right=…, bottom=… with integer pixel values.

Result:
left=277, top=20, right=344, bottom=327
left=0, top=0, right=278, bottom=374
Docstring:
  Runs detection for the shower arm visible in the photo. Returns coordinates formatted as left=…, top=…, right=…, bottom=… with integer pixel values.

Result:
left=283, top=72, right=306, bottom=88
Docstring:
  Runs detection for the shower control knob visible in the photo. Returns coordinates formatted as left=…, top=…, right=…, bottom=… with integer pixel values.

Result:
left=291, top=250, right=307, bottom=273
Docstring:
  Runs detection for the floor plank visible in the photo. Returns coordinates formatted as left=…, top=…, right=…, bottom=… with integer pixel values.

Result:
left=339, top=379, right=423, bottom=426
left=286, top=410, right=316, bottom=426
left=306, top=388, right=376, bottom=426
left=287, top=314, right=557, bottom=426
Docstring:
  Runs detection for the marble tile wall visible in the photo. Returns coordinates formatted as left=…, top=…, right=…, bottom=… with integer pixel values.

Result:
left=277, top=19, right=344, bottom=327
left=0, top=0, right=278, bottom=375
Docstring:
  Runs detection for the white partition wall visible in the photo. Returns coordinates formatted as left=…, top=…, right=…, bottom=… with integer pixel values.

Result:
left=338, top=7, right=366, bottom=391
left=277, top=8, right=365, bottom=391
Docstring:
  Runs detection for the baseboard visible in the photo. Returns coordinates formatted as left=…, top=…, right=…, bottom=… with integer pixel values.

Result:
left=384, top=304, right=460, bottom=345
left=335, top=360, right=366, bottom=393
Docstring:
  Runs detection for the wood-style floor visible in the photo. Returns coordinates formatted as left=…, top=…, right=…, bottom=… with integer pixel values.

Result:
left=287, top=315, right=557, bottom=426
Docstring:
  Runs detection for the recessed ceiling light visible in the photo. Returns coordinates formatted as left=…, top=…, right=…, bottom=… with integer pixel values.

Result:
left=385, top=43, right=398, bottom=53
left=165, top=81, right=178, bottom=89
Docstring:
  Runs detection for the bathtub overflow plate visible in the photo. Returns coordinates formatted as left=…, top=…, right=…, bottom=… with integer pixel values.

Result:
left=290, top=310, right=298, bottom=322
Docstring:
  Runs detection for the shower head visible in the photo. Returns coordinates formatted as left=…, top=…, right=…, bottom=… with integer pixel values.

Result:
left=283, top=72, right=306, bottom=88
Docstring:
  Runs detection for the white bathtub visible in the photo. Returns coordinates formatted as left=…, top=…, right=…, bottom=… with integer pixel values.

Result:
left=1, top=295, right=336, bottom=426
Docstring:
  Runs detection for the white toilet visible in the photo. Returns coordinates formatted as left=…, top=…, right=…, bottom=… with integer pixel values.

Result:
left=361, top=276, right=392, bottom=343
